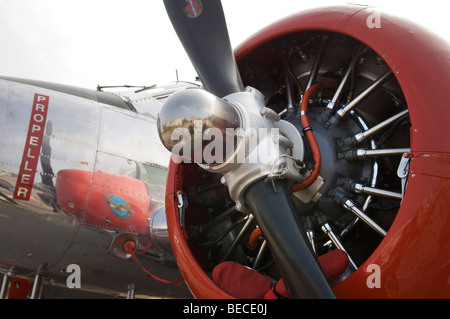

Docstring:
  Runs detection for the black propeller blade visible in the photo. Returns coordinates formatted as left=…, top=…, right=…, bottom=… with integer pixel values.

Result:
left=162, top=0, right=336, bottom=299
left=246, top=179, right=336, bottom=298
left=163, top=0, right=244, bottom=98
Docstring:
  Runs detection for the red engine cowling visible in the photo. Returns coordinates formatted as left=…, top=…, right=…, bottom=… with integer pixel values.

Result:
left=165, top=5, right=450, bottom=298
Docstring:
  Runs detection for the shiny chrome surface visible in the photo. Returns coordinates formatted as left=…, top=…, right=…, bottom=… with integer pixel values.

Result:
left=148, top=206, right=174, bottom=261
left=0, top=78, right=194, bottom=298
left=157, top=88, right=242, bottom=163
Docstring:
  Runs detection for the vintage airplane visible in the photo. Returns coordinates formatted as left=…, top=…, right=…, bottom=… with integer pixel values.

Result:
left=0, top=0, right=449, bottom=299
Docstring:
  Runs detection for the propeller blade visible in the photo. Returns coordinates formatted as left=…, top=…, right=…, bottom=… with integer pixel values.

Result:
left=246, top=179, right=336, bottom=298
left=163, top=0, right=244, bottom=98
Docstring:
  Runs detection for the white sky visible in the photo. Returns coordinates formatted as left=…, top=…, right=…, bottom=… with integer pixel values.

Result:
left=0, top=0, right=448, bottom=90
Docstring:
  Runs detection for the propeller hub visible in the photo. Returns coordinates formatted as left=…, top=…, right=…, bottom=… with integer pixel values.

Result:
left=157, top=87, right=305, bottom=209
left=157, top=88, right=242, bottom=164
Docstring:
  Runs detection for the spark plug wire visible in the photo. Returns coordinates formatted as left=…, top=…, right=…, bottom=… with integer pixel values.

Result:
left=291, top=82, right=334, bottom=192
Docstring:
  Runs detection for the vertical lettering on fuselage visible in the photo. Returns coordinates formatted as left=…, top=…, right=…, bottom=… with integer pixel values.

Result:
left=13, top=94, right=50, bottom=200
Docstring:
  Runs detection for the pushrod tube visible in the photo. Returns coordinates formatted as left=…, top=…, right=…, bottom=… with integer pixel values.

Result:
left=357, top=148, right=411, bottom=158
left=327, top=70, right=392, bottom=126
left=338, top=70, right=392, bottom=117
left=306, top=35, right=329, bottom=91
left=341, top=109, right=409, bottom=146
left=342, top=199, right=387, bottom=237
left=353, top=183, right=403, bottom=200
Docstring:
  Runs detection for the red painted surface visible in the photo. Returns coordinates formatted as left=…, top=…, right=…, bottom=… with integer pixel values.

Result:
left=56, top=169, right=151, bottom=235
left=8, top=277, right=32, bottom=299
left=14, top=94, right=50, bottom=200
left=166, top=5, right=450, bottom=298
left=165, top=161, right=234, bottom=299
left=335, top=155, right=450, bottom=298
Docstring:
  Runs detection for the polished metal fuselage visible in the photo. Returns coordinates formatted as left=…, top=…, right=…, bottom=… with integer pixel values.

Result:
left=0, top=78, right=197, bottom=298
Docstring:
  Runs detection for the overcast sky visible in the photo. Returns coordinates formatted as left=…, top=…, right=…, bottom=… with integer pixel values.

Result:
left=0, top=0, right=448, bottom=90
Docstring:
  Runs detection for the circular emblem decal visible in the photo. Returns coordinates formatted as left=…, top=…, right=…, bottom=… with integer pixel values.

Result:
left=183, top=0, right=203, bottom=18
left=104, top=193, right=133, bottom=220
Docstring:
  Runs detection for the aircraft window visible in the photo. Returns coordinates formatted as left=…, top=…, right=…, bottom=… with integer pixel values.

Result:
left=143, top=164, right=168, bottom=187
